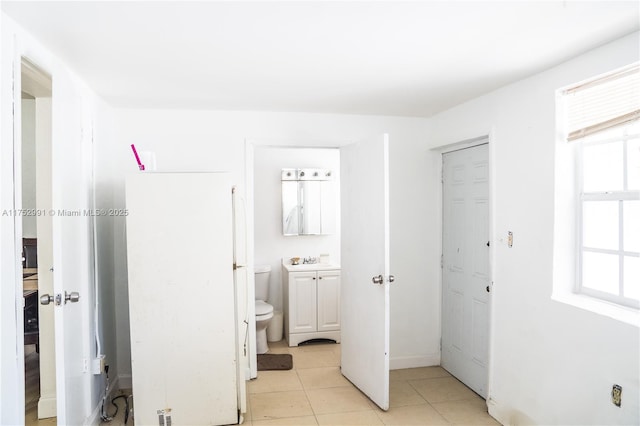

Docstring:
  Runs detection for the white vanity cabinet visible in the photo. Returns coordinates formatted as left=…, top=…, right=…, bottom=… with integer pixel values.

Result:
left=282, top=264, right=341, bottom=346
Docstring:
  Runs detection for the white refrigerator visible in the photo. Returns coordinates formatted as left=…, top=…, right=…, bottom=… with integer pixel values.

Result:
left=126, top=172, right=248, bottom=425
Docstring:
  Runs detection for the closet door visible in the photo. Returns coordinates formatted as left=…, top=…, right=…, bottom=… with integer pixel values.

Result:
left=441, top=143, right=490, bottom=398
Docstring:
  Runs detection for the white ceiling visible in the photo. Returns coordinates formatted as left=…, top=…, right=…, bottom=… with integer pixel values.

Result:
left=2, top=1, right=639, bottom=117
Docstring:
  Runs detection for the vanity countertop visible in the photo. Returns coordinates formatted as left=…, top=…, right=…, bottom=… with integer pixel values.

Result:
left=283, top=263, right=341, bottom=272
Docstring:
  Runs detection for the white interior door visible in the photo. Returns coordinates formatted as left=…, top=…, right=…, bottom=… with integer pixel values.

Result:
left=340, top=134, right=391, bottom=411
left=50, top=80, right=91, bottom=424
left=35, top=97, right=56, bottom=419
left=441, top=143, right=490, bottom=398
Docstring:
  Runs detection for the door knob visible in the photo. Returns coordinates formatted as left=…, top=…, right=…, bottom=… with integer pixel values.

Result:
left=372, top=275, right=384, bottom=284
left=387, top=275, right=395, bottom=283
left=40, top=294, right=54, bottom=305
left=65, top=291, right=80, bottom=304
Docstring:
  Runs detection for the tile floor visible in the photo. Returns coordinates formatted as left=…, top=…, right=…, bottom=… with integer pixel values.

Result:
left=244, top=340, right=500, bottom=425
left=36, top=339, right=499, bottom=425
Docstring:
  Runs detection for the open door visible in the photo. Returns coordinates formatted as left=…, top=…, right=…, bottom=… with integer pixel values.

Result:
left=340, top=134, right=391, bottom=410
left=48, top=74, right=92, bottom=424
left=13, top=56, right=90, bottom=424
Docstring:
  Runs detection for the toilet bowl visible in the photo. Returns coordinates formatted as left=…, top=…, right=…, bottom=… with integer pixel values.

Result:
left=255, top=301, right=274, bottom=354
left=255, top=265, right=274, bottom=354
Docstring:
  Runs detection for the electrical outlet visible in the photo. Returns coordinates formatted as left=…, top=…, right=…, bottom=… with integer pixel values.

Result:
left=612, top=384, right=622, bottom=407
left=92, top=355, right=106, bottom=375
left=83, top=358, right=89, bottom=373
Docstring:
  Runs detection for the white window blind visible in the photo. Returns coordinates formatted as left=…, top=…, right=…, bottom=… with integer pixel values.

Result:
left=565, top=63, right=640, bottom=142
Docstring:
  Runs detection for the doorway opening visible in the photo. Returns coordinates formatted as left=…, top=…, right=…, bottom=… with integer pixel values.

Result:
left=252, top=146, right=341, bottom=373
left=249, top=134, right=392, bottom=411
left=440, top=140, right=491, bottom=399
left=20, top=58, right=55, bottom=424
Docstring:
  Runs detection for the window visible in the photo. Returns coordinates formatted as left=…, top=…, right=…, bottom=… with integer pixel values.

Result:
left=562, top=63, right=640, bottom=309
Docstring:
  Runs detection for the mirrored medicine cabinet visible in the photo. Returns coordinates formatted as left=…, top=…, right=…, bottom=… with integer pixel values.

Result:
left=282, top=168, right=336, bottom=236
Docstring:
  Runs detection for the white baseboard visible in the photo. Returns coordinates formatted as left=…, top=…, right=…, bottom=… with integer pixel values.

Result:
left=85, top=375, right=120, bottom=425
left=390, top=352, right=440, bottom=370
left=487, top=397, right=533, bottom=426
left=37, top=394, right=56, bottom=419
left=118, top=374, right=132, bottom=390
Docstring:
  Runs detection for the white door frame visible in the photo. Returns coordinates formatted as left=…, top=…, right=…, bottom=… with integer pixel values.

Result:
left=244, top=139, right=343, bottom=379
left=10, top=54, right=57, bottom=421
left=432, top=134, right=495, bottom=402
left=21, top=58, right=57, bottom=420
left=11, top=52, right=91, bottom=423
left=244, top=140, right=257, bottom=379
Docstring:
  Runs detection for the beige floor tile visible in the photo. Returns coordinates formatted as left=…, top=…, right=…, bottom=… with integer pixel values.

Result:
left=269, top=340, right=289, bottom=348
left=295, top=342, right=340, bottom=352
left=267, top=340, right=292, bottom=354
left=390, top=366, right=451, bottom=382
left=253, top=415, right=318, bottom=425
left=292, top=350, right=341, bottom=369
left=268, top=346, right=292, bottom=355
left=249, top=370, right=303, bottom=393
left=409, top=376, right=478, bottom=404
left=245, top=395, right=252, bottom=420
left=316, top=410, right=384, bottom=425
left=431, top=397, right=500, bottom=425
left=306, top=387, right=373, bottom=415
left=332, top=345, right=341, bottom=359
left=297, top=367, right=351, bottom=389
left=389, top=380, right=428, bottom=408
left=28, top=414, right=57, bottom=426
left=375, top=404, right=449, bottom=425
left=250, top=390, right=314, bottom=420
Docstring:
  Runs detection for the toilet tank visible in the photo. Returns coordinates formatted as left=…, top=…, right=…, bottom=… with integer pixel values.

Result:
left=254, top=265, right=271, bottom=301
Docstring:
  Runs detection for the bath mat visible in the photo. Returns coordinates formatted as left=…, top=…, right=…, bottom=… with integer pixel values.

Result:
left=257, top=354, right=293, bottom=371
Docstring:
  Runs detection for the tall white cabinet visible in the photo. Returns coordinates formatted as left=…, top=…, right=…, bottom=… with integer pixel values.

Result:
left=282, top=263, right=341, bottom=346
left=126, top=172, right=245, bottom=426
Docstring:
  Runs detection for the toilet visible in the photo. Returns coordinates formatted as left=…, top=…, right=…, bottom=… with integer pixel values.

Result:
left=254, top=265, right=274, bottom=354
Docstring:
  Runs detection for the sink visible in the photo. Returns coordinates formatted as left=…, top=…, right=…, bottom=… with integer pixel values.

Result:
left=284, top=263, right=340, bottom=272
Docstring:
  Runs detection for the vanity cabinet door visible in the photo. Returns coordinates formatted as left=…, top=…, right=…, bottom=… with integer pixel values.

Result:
left=289, top=272, right=318, bottom=333
left=317, top=270, right=341, bottom=332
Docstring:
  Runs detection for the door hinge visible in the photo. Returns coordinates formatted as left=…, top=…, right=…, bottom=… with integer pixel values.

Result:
left=440, top=254, right=443, bottom=269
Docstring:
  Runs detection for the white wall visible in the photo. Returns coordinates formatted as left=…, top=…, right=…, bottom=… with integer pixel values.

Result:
left=428, top=32, right=640, bottom=425
left=254, top=146, right=340, bottom=311
left=21, top=98, right=36, bottom=237
left=111, top=109, right=436, bottom=376
left=91, top=94, right=119, bottom=409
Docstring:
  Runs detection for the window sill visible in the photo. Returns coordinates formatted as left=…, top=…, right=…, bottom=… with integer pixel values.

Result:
left=552, top=290, right=640, bottom=327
